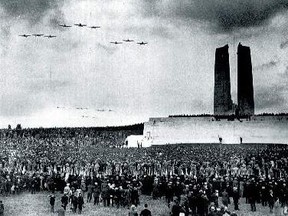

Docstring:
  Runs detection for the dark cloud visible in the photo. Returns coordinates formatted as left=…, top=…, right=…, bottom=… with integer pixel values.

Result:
left=255, top=85, right=286, bottom=109
left=254, top=60, right=278, bottom=71
left=0, top=0, right=64, bottom=25
left=140, top=0, right=288, bottom=32
left=280, top=40, right=288, bottom=49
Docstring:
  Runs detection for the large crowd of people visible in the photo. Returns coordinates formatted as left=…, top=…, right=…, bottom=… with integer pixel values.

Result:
left=0, top=127, right=288, bottom=215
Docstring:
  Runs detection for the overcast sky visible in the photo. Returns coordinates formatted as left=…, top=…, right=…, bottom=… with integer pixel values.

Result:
left=0, top=0, right=288, bottom=128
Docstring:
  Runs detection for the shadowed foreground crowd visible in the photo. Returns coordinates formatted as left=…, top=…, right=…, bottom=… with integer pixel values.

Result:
left=1, top=128, right=288, bottom=215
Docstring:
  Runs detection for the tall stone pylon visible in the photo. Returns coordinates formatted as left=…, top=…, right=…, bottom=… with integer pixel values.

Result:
left=237, top=43, right=254, bottom=116
left=214, top=45, right=233, bottom=115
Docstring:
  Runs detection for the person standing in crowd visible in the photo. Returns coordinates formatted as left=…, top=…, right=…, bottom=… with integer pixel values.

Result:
left=140, top=204, right=152, bottom=216
left=274, top=197, right=282, bottom=216
left=61, top=193, right=69, bottom=211
left=268, top=189, right=274, bottom=213
left=221, top=189, right=229, bottom=207
left=70, top=192, right=78, bottom=213
left=248, top=180, right=257, bottom=212
left=93, top=182, right=101, bottom=205
left=210, top=190, right=219, bottom=208
left=86, top=182, right=94, bottom=203
left=128, top=204, right=138, bottom=216
left=48, top=193, right=55, bottom=213
left=170, top=197, right=182, bottom=216
left=232, top=187, right=240, bottom=211
left=77, top=193, right=84, bottom=214
left=166, top=182, right=174, bottom=207
left=101, top=179, right=110, bottom=207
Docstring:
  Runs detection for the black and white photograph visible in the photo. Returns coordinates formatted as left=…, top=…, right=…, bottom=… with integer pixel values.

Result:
left=0, top=0, right=288, bottom=215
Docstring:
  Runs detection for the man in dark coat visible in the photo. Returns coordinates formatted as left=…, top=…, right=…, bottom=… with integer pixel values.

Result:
left=86, top=183, right=94, bottom=203
left=170, top=197, right=182, bottom=216
left=222, top=189, right=229, bottom=207
left=93, top=182, right=101, bottom=205
left=166, top=182, right=174, bottom=207
left=77, top=193, right=84, bottom=214
left=49, top=194, right=55, bottom=213
left=61, top=193, right=69, bottom=211
left=232, top=187, right=240, bottom=210
left=210, top=190, right=219, bottom=208
left=248, top=181, right=257, bottom=212
left=70, top=193, right=78, bottom=213
left=101, top=180, right=110, bottom=207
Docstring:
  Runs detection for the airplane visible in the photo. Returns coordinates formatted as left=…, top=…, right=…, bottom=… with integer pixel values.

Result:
left=89, top=26, right=101, bottom=29
left=123, top=39, right=134, bottom=42
left=110, top=41, right=122, bottom=44
left=137, top=42, right=148, bottom=45
left=32, top=34, right=44, bottom=37
left=44, top=35, right=57, bottom=38
left=59, top=24, right=72, bottom=28
left=19, top=34, right=31, bottom=38
left=74, top=23, right=87, bottom=27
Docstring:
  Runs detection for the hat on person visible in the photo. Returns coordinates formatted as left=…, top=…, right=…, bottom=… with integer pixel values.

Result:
left=130, top=204, right=136, bottom=211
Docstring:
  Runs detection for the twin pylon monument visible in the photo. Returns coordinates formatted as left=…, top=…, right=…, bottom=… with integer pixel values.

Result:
left=214, top=43, right=254, bottom=116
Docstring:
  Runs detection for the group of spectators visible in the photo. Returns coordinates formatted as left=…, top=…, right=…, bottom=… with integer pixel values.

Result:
left=1, top=127, right=288, bottom=215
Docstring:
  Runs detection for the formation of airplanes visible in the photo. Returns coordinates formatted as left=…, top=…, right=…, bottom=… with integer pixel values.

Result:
left=123, top=39, right=134, bottom=42
left=74, top=23, right=87, bottom=27
left=44, top=35, right=57, bottom=38
left=59, top=24, right=72, bottom=28
left=19, top=23, right=148, bottom=45
left=110, top=41, right=122, bottom=45
left=90, top=26, right=101, bottom=29
left=19, top=34, right=56, bottom=38
left=137, top=42, right=148, bottom=45
left=32, top=34, right=44, bottom=37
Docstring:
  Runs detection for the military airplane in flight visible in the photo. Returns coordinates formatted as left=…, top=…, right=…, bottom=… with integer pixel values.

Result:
left=123, top=39, right=134, bottom=42
left=137, top=42, right=148, bottom=45
left=110, top=41, right=122, bottom=44
left=89, top=26, right=101, bottom=29
left=59, top=24, right=72, bottom=28
left=19, top=34, right=31, bottom=38
left=74, top=23, right=87, bottom=27
left=44, top=35, right=57, bottom=38
left=32, top=34, right=44, bottom=37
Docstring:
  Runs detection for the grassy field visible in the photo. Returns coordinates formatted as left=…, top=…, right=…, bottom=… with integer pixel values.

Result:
left=0, top=192, right=282, bottom=215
